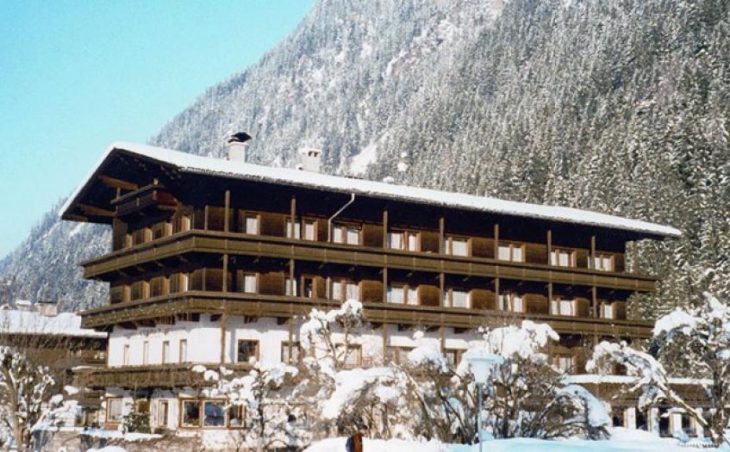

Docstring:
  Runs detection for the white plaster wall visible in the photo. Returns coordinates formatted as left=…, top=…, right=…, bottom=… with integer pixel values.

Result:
left=223, top=317, right=291, bottom=366
left=108, top=316, right=223, bottom=366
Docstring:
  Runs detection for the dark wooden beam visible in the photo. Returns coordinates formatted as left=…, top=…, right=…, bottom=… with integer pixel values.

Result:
left=98, top=175, right=139, bottom=191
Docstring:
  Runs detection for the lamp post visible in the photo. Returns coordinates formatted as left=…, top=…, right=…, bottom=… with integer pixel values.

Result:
left=465, top=350, right=503, bottom=452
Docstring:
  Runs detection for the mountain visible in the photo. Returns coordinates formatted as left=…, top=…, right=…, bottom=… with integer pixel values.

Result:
left=1, top=0, right=729, bottom=316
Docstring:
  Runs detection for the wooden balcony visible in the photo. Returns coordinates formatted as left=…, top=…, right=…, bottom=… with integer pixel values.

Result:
left=77, top=362, right=252, bottom=389
left=111, top=184, right=177, bottom=218
left=81, top=230, right=657, bottom=292
left=80, top=291, right=654, bottom=338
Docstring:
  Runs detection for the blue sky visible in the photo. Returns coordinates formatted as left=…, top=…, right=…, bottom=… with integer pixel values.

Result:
left=0, top=0, right=313, bottom=259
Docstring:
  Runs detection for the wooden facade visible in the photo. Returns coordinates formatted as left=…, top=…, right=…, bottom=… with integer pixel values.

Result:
left=61, top=145, right=680, bottom=389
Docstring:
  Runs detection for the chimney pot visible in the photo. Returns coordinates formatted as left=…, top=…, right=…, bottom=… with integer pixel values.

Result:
left=227, top=132, right=252, bottom=162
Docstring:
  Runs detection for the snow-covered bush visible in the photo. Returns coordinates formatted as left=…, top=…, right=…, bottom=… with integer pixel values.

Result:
left=317, top=319, right=607, bottom=443
left=590, top=291, right=730, bottom=446
left=200, top=362, right=308, bottom=451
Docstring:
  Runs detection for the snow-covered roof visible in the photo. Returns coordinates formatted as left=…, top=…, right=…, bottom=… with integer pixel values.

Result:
left=62, top=141, right=681, bottom=238
left=0, top=310, right=107, bottom=338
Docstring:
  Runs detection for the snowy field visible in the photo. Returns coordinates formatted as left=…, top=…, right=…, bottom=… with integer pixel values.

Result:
left=306, top=428, right=729, bottom=452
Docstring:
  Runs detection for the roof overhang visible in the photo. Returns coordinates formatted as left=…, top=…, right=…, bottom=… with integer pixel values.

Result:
left=61, top=141, right=682, bottom=240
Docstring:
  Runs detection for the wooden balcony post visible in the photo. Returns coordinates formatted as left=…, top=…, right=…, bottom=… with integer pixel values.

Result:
left=288, top=318, right=294, bottom=363
left=548, top=282, right=554, bottom=310
left=592, top=286, right=598, bottom=318
left=220, top=311, right=227, bottom=364
left=494, top=277, right=500, bottom=308
left=381, top=323, right=388, bottom=361
left=493, top=223, right=500, bottom=261
left=590, top=235, right=596, bottom=270
left=382, top=209, right=389, bottom=249
left=224, top=190, right=230, bottom=233
left=547, top=229, right=552, bottom=264
left=289, top=258, right=295, bottom=296
left=290, top=195, right=296, bottom=237
left=382, top=268, right=388, bottom=302
left=439, top=216, right=445, bottom=253
left=439, top=273, right=445, bottom=306
left=204, top=205, right=209, bottom=230
left=222, top=254, right=228, bottom=292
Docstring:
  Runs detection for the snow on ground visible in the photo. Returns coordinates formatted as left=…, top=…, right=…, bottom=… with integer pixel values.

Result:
left=86, top=447, right=127, bottom=452
left=305, top=429, right=728, bottom=452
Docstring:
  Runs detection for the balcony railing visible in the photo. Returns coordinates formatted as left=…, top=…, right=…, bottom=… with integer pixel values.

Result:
left=80, top=291, right=654, bottom=338
left=77, top=362, right=252, bottom=389
left=81, top=230, right=657, bottom=293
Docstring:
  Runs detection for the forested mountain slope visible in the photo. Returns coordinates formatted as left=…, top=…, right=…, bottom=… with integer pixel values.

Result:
left=1, top=0, right=728, bottom=316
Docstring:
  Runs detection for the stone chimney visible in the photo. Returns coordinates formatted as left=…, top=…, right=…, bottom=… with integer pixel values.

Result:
left=227, top=132, right=252, bottom=162
left=297, top=148, right=322, bottom=173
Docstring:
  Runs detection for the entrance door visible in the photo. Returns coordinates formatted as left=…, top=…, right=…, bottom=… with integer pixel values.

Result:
left=157, top=401, right=168, bottom=428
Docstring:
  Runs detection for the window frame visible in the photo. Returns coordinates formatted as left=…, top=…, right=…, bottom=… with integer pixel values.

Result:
left=551, top=248, right=576, bottom=268
left=498, top=292, right=525, bottom=313
left=179, top=339, right=188, bottom=363
left=106, top=397, right=124, bottom=424
left=497, top=242, right=526, bottom=262
left=236, top=339, right=260, bottom=364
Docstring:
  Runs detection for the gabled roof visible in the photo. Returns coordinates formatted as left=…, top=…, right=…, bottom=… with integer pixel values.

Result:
left=61, top=141, right=682, bottom=239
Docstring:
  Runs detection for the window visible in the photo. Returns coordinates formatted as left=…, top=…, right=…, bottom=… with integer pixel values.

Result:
left=286, top=219, right=301, bottom=239
left=281, top=341, right=302, bottom=364
left=551, top=249, right=575, bottom=267
left=551, top=298, right=575, bottom=316
left=181, top=400, right=201, bottom=427
left=346, top=227, right=360, bottom=245
left=106, top=398, right=124, bottom=423
left=387, top=284, right=405, bottom=304
left=498, top=243, right=525, bottom=262
left=407, top=232, right=418, bottom=251
left=162, top=341, right=170, bottom=364
left=179, top=339, right=188, bottom=363
left=553, top=355, right=575, bottom=373
left=228, top=405, right=245, bottom=428
left=386, top=346, right=414, bottom=364
left=237, top=340, right=259, bottom=363
left=498, top=293, right=524, bottom=313
left=388, top=232, right=403, bottom=250
left=285, top=277, right=298, bottom=296
left=406, top=285, right=418, bottom=305
left=156, top=400, right=168, bottom=427
left=593, top=254, right=614, bottom=271
left=123, top=344, right=130, bottom=365
left=337, top=344, right=362, bottom=369
left=142, top=341, right=149, bottom=365
left=601, top=302, right=614, bottom=319
left=388, top=284, right=417, bottom=305
left=242, top=273, right=257, bottom=293
left=447, top=237, right=469, bottom=256
left=444, top=349, right=463, bottom=367
left=452, top=290, right=470, bottom=308
left=244, top=214, right=259, bottom=235
left=303, top=220, right=317, bottom=241
left=333, top=225, right=360, bottom=245
left=203, top=401, right=226, bottom=427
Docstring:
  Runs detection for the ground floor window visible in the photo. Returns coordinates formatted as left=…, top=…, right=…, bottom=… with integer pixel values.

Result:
left=180, top=399, right=243, bottom=428
left=106, top=397, right=124, bottom=423
left=204, top=401, right=225, bottom=427
left=181, top=400, right=201, bottom=427
left=228, top=405, right=245, bottom=428
left=237, top=339, right=259, bottom=363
